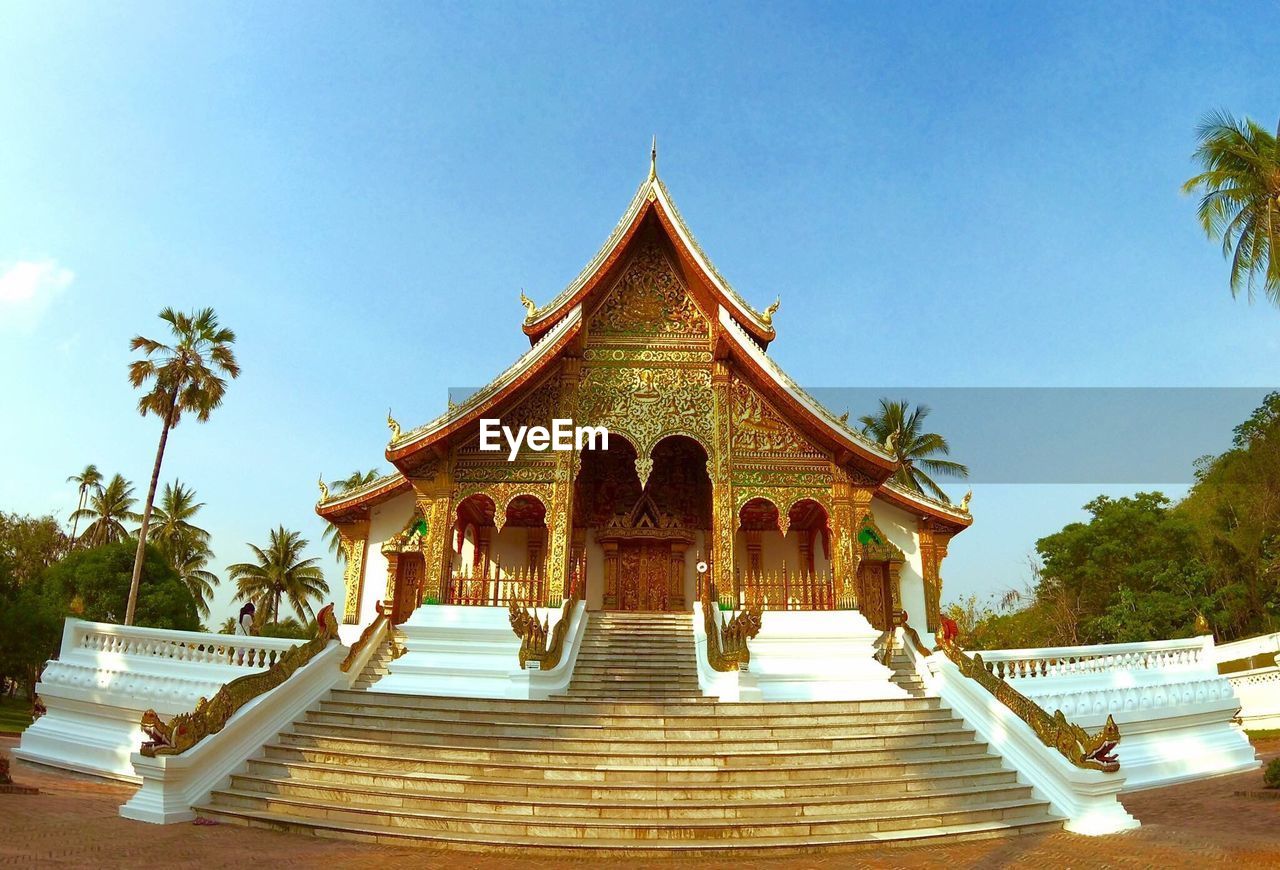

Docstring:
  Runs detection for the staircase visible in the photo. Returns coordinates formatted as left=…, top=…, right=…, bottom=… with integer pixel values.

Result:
left=195, top=610, right=1062, bottom=853
left=561, top=611, right=704, bottom=701
left=885, top=644, right=929, bottom=698
left=348, top=632, right=401, bottom=691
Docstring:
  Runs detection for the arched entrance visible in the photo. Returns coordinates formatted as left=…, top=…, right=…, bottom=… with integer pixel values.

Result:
left=447, top=492, right=549, bottom=605
left=574, top=434, right=711, bottom=611
left=736, top=497, right=834, bottom=609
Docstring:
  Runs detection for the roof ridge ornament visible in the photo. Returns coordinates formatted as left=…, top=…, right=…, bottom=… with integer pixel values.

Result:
left=649, top=135, right=657, bottom=182
left=387, top=408, right=401, bottom=442
left=760, top=296, right=780, bottom=326
left=519, top=288, right=538, bottom=321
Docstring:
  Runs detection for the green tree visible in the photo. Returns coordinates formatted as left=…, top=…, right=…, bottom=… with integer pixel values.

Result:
left=66, top=464, right=103, bottom=549
left=1182, top=111, right=1280, bottom=304
left=320, top=469, right=381, bottom=561
left=0, top=512, right=68, bottom=585
left=859, top=399, right=968, bottom=502
left=229, top=526, right=328, bottom=626
left=146, top=481, right=218, bottom=618
left=41, top=541, right=201, bottom=630
left=126, top=307, right=240, bottom=625
left=69, top=474, right=138, bottom=546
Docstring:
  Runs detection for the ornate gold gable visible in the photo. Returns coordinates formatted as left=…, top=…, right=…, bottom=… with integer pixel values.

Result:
left=597, top=492, right=696, bottom=546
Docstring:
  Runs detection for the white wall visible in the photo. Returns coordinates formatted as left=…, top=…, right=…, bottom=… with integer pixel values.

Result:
left=358, top=490, right=416, bottom=626
left=871, top=497, right=927, bottom=636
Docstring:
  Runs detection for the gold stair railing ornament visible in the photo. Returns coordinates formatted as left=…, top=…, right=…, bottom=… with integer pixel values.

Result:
left=339, top=601, right=389, bottom=673
left=701, top=576, right=763, bottom=672
left=508, top=568, right=582, bottom=670
left=139, top=604, right=340, bottom=757
left=934, top=630, right=1122, bottom=773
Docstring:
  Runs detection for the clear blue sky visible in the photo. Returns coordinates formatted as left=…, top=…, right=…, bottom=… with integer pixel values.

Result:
left=2, top=2, right=1277, bottom=625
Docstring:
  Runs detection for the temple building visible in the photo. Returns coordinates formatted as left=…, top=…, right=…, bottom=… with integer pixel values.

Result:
left=317, top=152, right=972, bottom=635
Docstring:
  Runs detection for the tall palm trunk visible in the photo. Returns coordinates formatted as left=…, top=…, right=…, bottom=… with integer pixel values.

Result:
left=125, top=387, right=179, bottom=625
left=68, top=486, right=86, bottom=549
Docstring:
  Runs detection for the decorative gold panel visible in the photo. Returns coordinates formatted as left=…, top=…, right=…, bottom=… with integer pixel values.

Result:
left=590, top=242, right=710, bottom=338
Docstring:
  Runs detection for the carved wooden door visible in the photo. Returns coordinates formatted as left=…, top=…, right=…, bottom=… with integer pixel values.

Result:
left=394, top=553, right=424, bottom=623
left=618, top=542, right=672, bottom=611
left=857, top=561, right=890, bottom=631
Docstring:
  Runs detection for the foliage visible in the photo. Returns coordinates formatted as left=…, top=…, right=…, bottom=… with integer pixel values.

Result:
left=950, top=391, right=1280, bottom=648
left=41, top=541, right=201, bottom=630
left=125, top=306, right=240, bottom=626
left=66, top=464, right=103, bottom=549
left=229, top=526, right=329, bottom=625
left=0, top=512, right=68, bottom=585
left=216, top=616, right=237, bottom=634
left=0, top=550, right=63, bottom=700
left=859, top=399, right=968, bottom=502
left=1265, top=757, right=1280, bottom=789
left=0, top=695, right=34, bottom=734
left=1182, top=111, right=1280, bottom=305
left=256, top=617, right=314, bottom=640
left=69, top=474, right=138, bottom=547
left=146, top=480, right=218, bottom=618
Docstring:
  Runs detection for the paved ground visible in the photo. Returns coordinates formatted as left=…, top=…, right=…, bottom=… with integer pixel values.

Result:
left=2, top=735, right=1277, bottom=869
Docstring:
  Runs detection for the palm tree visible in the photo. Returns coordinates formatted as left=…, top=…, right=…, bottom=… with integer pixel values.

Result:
left=320, top=469, right=381, bottom=562
left=69, top=474, right=139, bottom=546
left=147, top=480, right=211, bottom=553
left=228, top=526, right=328, bottom=626
left=1182, top=111, right=1280, bottom=305
left=66, top=464, right=104, bottom=549
left=125, top=307, right=240, bottom=625
left=859, top=399, right=969, bottom=502
left=145, top=480, right=219, bottom=617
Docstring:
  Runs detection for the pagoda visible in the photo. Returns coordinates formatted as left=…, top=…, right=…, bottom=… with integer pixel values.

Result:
left=317, top=147, right=972, bottom=638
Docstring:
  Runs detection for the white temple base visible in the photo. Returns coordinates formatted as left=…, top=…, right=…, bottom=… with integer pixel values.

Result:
left=375, top=605, right=527, bottom=699
left=748, top=610, right=907, bottom=702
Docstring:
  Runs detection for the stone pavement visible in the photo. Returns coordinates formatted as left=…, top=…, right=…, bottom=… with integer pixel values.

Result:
left=1, top=734, right=1277, bottom=869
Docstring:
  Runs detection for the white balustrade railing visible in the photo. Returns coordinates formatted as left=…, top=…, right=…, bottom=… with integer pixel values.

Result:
left=974, top=636, right=1211, bottom=682
left=1214, top=630, right=1280, bottom=666
left=72, top=621, right=296, bottom=669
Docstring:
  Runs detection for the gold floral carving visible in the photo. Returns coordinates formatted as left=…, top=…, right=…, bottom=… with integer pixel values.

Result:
left=590, top=242, right=710, bottom=338
left=338, top=529, right=368, bottom=625
left=730, top=377, right=823, bottom=458
left=710, top=361, right=736, bottom=593
left=455, top=481, right=554, bottom=532
left=733, top=488, right=831, bottom=524
left=545, top=361, right=580, bottom=604
left=578, top=365, right=713, bottom=485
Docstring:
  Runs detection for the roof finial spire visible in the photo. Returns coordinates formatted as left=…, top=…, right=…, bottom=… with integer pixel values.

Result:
left=649, top=135, right=657, bottom=181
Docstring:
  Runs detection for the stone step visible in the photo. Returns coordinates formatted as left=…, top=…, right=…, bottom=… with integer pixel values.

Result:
left=271, top=733, right=993, bottom=772
left=192, top=803, right=1062, bottom=855
left=218, top=776, right=1038, bottom=822
left=200, top=790, right=1052, bottom=841
left=289, top=721, right=976, bottom=754
left=318, top=698, right=949, bottom=727
left=305, top=708, right=967, bottom=740
left=329, top=690, right=940, bottom=717
left=260, top=743, right=1001, bottom=785
left=241, top=757, right=1021, bottom=802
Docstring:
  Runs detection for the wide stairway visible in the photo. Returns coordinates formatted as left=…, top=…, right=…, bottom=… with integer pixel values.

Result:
left=195, top=612, right=1063, bottom=854
left=561, top=611, right=705, bottom=701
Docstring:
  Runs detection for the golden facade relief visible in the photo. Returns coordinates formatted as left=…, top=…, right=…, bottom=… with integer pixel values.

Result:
left=590, top=241, right=710, bottom=338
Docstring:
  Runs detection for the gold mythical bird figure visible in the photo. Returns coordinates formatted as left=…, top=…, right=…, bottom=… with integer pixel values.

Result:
left=761, top=296, right=780, bottom=325
left=959, top=490, right=972, bottom=512
left=387, top=408, right=401, bottom=441
left=317, top=476, right=329, bottom=502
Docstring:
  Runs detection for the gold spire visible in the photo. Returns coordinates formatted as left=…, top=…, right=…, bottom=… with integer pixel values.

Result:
left=649, top=135, right=657, bottom=181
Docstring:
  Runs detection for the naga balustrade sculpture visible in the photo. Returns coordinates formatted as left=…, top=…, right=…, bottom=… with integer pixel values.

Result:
left=932, top=629, right=1122, bottom=773
left=702, top=579, right=763, bottom=671
left=508, top=572, right=582, bottom=670
left=339, top=601, right=388, bottom=673
left=139, top=604, right=340, bottom=757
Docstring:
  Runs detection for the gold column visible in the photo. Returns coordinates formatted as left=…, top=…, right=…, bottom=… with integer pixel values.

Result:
left=545, top=357, right=581, bottom=607
left=411, top=465, right=454, bottom=605
left=337, top=519, right=370, bottom=624
left=602, top=541, right=619, bottom=608
left=918, top=519, right=951, bottom=632
left=830, top=466, right=874, bottom=606
left=710, top=360, right=736, bottom=595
